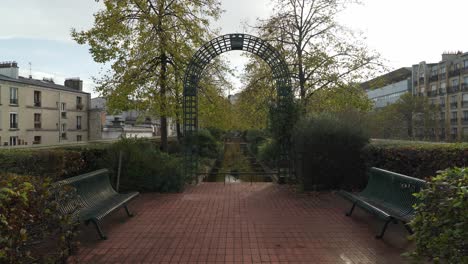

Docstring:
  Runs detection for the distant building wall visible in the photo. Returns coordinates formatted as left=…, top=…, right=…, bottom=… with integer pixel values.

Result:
left=367, top=79, right=411, bottom=108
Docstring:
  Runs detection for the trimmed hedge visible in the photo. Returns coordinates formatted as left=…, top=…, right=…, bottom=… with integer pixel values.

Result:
left=363, top=140, right=468, bottom=179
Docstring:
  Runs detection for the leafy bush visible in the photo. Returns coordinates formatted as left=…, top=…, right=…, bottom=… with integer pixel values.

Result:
left=183, top=129, right=220, bottom=159
left=205, top=126, right=226, bottom=142
left=293, top=113, right=369, bottom=190
left=257, top=138, right=280, bottom=168
left=0, top=173, right=79, bottom=263
left=103, top=138, right=185, bottom=192
left=244, top=129, right=268, bottom=155
left=363, top=139, right=468, bottom=179
left=407, top=168, right=468, bottom=263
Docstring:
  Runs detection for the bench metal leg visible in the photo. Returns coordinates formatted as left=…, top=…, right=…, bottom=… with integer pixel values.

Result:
left=87, top=219, right=107, bottom=240
left=345, top=202, right=357, bottom=217
left=124, top=205, right=134, bottom=217
left=375, top=219, right=393, bottom=239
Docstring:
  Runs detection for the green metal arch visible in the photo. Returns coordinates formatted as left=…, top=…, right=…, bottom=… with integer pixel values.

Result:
left=183, top=33, right=293, bottom=182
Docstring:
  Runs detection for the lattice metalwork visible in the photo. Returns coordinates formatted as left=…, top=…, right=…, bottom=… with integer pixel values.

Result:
left=184, top=33, right=294, bottom=182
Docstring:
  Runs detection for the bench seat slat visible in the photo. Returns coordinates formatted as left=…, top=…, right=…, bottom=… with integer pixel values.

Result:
left=339, top=167, right=427, bottom=239
left=54, top=169, right=140, bottom=239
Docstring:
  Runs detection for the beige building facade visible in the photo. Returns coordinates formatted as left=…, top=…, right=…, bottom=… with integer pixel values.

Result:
left=413, top=52, right=468, bottom=141
left=0, top=62, right=90, bottom=148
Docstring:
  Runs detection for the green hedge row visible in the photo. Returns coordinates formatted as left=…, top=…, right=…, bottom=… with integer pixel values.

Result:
left=363, top=140, right=468, bottom=179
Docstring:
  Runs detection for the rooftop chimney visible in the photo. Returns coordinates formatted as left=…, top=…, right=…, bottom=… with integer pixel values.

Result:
left=0, top=61, right=19, bottom=79
left=64, top=78, right=83, bottom=91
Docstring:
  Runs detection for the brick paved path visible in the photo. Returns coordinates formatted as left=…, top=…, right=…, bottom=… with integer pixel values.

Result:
left=69, top=183, right=412, bottom=263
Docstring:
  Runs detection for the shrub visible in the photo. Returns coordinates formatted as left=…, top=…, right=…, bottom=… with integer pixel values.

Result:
left=293, top=113, right=369, bottom=190
left=0, top=173, right=79, bottom=263
left=0, top=149, right=88, bottom=180
left=407, top=168, right=468, bottom=263
left=257, top=138, right=280, bottom=168
left=103, top=138, right=185, bottom=192
left=244, top=129, right=268, bottom=155
left=205, top=126, right=226, bottom=142
left=182, top=129, right=220, bottom=159
left=363, top=140, right=468, bottom=179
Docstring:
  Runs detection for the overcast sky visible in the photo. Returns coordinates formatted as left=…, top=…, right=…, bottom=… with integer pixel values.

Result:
left=1, top=0, right=467, bottom=97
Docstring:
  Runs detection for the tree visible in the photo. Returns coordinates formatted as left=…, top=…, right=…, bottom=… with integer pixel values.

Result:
left=306, top=84, right=373, bottom=114
left=366, top=93, right=439, bottom=140
left=256, top=0, right=382, bottom=111
left=72, top=0, right=221, bottom=151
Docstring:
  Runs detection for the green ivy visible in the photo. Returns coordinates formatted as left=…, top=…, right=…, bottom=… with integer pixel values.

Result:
left=406, top=167, right=468, bottom=263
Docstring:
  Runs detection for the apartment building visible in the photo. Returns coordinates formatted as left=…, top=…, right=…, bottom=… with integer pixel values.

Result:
left=0, top=62, right=90, bottom=147
left=412, top=51, right=468, bottom=141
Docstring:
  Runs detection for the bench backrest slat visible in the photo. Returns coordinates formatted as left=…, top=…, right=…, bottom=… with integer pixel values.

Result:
left=361, top=167, right=427, bottom=217
left=54, top=169, right=118, bottom=217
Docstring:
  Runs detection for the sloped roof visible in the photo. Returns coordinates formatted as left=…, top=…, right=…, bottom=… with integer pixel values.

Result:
left=0, top=74, right=89, bottom=94
left=361, top=67, right=412, bottom=90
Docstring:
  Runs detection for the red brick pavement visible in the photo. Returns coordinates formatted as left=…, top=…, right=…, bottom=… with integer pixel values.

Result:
left=68, top=183, right=413, bottom=263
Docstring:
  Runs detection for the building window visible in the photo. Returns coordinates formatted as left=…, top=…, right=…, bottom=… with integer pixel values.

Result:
left=464, top=60, right=468, bottom=69
left=463, top=111, right=468, bottom=121
left=440, top=66, right=446, bottom=74
left=9, top=113, right=18, bottom=129
left=61, top=102, right=66, bottom=111
left=77, top=135, right=82, bottom=142
left=33, top=136, right=41, bottom=145
left=76, top=97, right=83, bottom=110
left=454, top=63, right=460, bottom=70
left=61, top=123, right=66, bottom=132
left=34, top=113, right=41, bottom=129
left=9, top=136, right=18, bottom=146
left=440, top=82, right=446, bottom=92
left=10, top=87, right=18, bottom=105
left=464, top=76, right=468, bottom=85
left=34, top=91, right=41, bottom=107
left=440, top=112, right=445, bottom=120
left=451, top=111, right=458, bottom=120
left=431, top=84, right=436, bottom=91
left=440, top=97, right=445, bottom=106
left=76, top=116, right=82, bottom=130
left=452, top=79, right=459, bottom=86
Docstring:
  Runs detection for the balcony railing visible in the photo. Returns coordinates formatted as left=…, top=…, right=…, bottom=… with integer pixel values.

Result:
left=77, top=125, right=82, bottom=130
left=10, top=123, right=18, bottom=129
left=61, top=133, right=67, bottom=140
left=449, top=69, right=461, bottom=77
left=463, top=66, right=468, bottom=74
left=451, top=118, right=458, bottom=124
left=463, top=118, right=468, bottom=125
left=462, top=83, right=468, bottom=92
left=419, top=77, right=425, bottom=84
left=61, top=112, right=67, bottom=119
left=34, top=101, right=41, bottom=107
left=10, top=98, right=18, bottom=105
left=34, top=122, right=41, bottom=129
left=440, top=74, right=447, bottom=80
left=438, top=88, right=446, bottom=95
left=76, top=103, right=84, bottom=111
left=440, top=103, right=446, bottom=108
left=451, top=102, right=459, bottom=108
left=448, top=85, right=460, bottom=94
left=429, top=75, right=439, bottom=82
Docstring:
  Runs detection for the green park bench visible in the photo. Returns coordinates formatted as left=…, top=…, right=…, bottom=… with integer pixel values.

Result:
left=54, top=169, right=139, bottom=240
left=338, top=167, right=427, bottom=239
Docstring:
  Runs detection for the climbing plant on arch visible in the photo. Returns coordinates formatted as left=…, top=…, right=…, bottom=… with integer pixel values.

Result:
left=183, top=33, right=295, bottom=182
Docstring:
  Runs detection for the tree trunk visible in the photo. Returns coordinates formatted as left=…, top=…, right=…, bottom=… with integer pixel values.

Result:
left=159, top=54, right=168, bottom=152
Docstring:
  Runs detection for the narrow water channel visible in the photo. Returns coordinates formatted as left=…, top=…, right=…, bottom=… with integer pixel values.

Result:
left=204, top=138, right=272, bottom=183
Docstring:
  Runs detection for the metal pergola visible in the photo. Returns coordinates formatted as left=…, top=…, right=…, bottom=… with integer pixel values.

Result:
left=183, top=33, right=294, bottom=182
